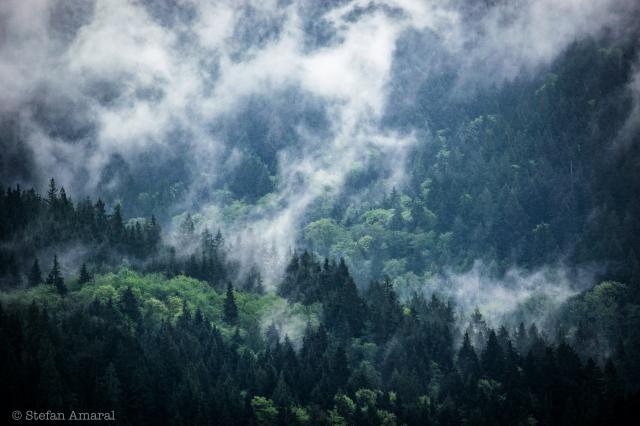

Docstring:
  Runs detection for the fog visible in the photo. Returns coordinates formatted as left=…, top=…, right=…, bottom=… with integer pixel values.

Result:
left=1, top=0, right=639, bottom=293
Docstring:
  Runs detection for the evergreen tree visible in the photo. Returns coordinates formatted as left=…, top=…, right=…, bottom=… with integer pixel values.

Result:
left=458, top=332, right=479, bottom=382
left=146, top=215, right=161, bottom=252
left=224, top=282, right=238, bottom=324
left=214, top=229, right=225, bottom=249
left=179, top=213, right=195, bottom=237
left=47, top=178, right=58, bottom=206
left=390, top=207, right=404, bottom=230
left=109, top=204, right=125, bottom=243
left=481, top=330, right=504, bottom=380
left=28, top=258, right=42, bottom=287
left=266, top=321, right=280, bottom=350
left=251, top=396, right=278, bottom=426
left=78, top=263, right=92, bottom=285
left=119, top=286, right=140, bottom=321
left=96, top=363, right=122, bottom=412
left=46, top=255, right=67, bottom=296
left=94, top=199, right=108, bottom=237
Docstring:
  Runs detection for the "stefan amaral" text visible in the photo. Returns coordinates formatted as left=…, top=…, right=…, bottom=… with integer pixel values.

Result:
left=25, top=411, right=116, bottom=421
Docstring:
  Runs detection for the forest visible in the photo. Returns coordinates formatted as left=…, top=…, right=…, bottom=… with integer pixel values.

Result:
left=1, top=0, right=640, bottom=425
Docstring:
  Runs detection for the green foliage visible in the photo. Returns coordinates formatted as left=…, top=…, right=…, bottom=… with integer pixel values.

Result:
left=304, top=219, right=347, bottom=254
left=224, top=282, right=239, bottom=323
left=291, top=406, right=310, bottom=425
left=292, top=37, right=640, bottom=292
left=45, top=255, right=67, bottom=296
left=228, top=153, right=274, bottom=202
left=0, top=263, right=638, bottom=425
left=251, top=396, right=278, bottom=426
left=0, top=32, right=639, bottom=426
left=78, top=263, right=92, bottom=285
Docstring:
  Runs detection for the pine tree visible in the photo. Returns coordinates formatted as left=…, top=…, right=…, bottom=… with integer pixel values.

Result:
left=59, top=187, right=70, bottom=209
left=179, top=213, right=195, bottom=243
left=214, top=229, right=225, bottom=249
left=47, top=178, right=58, bottom=206
left=186, top=254, right=199, bottom=278
left=94, top=199, right=108, bottom=238
left=28, top=258, right=42, bottom=287
left=331, top=346, right=350, bottom=390
left=481, top=330, right=504, bottom=380
left=254, top=272, right=265, bottom=295
left=458, top=332, right=479, bottom=382
left=271, top=372, right=292, bottom=408
left=251, top=396, right=278, bottom=426
left=515, top=322, right=528, bottom=354
left=96, top=363, right=122, bottom=413
left=78, top=263, right=92, bottom=285
left=109, top=204, right=125, bottom=243
left=46, top=255, right=67, bottom=296
left=390, top=207, right=404, bottom=230
left=120, top=287, right=140, bottom=321
left=146, top=215, right=161, bottom=252
left=265, top=321, right=280, bottom=350
left=224, top=282, right=238, bottom=324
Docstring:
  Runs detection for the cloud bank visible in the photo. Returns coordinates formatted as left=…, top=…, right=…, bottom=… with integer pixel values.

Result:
left=1, top=0, right=639, bottom=284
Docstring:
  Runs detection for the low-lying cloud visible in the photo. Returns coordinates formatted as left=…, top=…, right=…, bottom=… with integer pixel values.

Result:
left=418, top=261, right=600, bottom=331
left=1, top=0, right=639, bottom=286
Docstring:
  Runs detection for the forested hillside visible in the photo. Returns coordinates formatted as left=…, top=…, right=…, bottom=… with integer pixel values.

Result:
left=300, top=36, right=640, bottom=286
left=2, top=0, right=640, bottom=425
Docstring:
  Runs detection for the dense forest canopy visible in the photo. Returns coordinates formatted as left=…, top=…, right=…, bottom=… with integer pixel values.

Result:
left=1, top=0, right=640, bottom=425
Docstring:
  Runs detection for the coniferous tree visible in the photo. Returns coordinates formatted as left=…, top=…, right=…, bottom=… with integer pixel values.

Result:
left=266, top=321, right=280, bottom=350
left=179, top=213, right=195, bottom=244
left=94, top=199, right=108, bottom=238
left=47, top=178, right=57, bottom=206
left=28, top=258, right=42, bottom=287
left=458, top=332, right=479, bottom=382
left=109, top=204, right=125, bottom=243
left=46, top=255, right=67, bottom=296
left=481, top=330, right=504, bottom=380
left=146, top=215, right=161, bottom=252
left=224, top=282, right=238, bottom=324
left=119, top=286, right=140, bottom=321
left=95, top=363, right=122, bottom=413
left=58, top=187, right=71, bottom=213
left=254, top=272, right=265, bottom=295
left=78, top=263, right=92, bottom=285
left=515, top=322, right=528, bottom=354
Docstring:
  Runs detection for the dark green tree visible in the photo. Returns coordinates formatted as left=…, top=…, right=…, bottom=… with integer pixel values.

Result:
left=47, top=178, right=58, bottom=206
left=46, top=255, right=67, bottom=296
left=481, top=329, right=504, bottom=380
left=109, top=204, right=125, bottom=243
left=119, top=286, right=140, bottom=321
left=458, top=332, right=479, bottom=382
left=94, top=199, right=108, bottom=237
left=95, top=363, right=122, bottom=412
left=28, top=258, right=42, bottom=287
left=78, top=263, right=92, bottom=285
left=224, top=282, right=238, bottom=323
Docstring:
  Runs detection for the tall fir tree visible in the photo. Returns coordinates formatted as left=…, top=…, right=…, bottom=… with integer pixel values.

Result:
left=109, top=204, right=125, bottom=243
left=120, top=286, right=140, bottom=321
left=46, top=255, right=67, bottom=296
left=78, top=263, right=92, bottom=285
left=47, top=178, right=57, bottom=206
left=28, top=258, right=42, bottom=287
left=224, top=282, right=238, bottom=324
